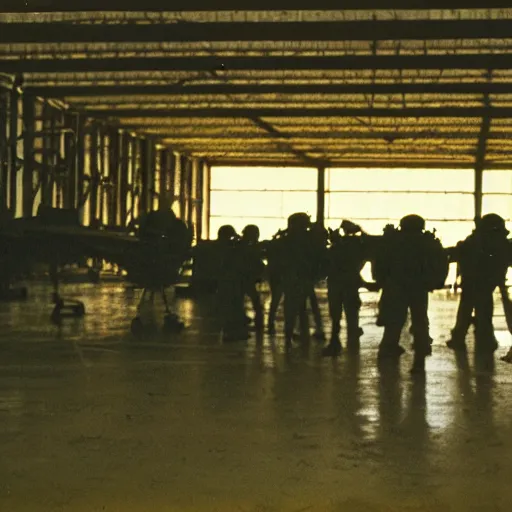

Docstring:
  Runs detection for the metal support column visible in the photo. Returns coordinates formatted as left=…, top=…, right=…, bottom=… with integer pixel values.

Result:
left=52, top=106, right=63, bottom=208
left=316, top=166, right=325, bottom=225
left=0, top=89, right=8, bottom=210
left=64, top=112, right=77, bottom=210
left=474, top=95, right=491, bottom=222
left=75, top=114, right=85, bottom=213
left=159, top=148, right=174, bottom=211
left=139, top=137, right=149, bottom=214
left=147, top=138, right=156, bottom=211
left=9, top=84, right=19, bottom=214
left=22, top=93, right=35, bottom=218
left=40, top=101, right=51, bottom=207
left=203, top=161, right=211, bottom=239
left=89, top=124, right=99, bottom=226
left=119, top=131, right=129, bottom=225
left=182, top=156, right=192, bottom=225
left=108, top=127, right=120, bottom=226
left=195, top=159, right=204, bottom=241
left=98, top=124, right=107, bottom=225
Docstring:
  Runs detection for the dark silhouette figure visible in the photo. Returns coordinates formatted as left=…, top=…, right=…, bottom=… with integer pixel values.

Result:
left=373, top=214, right=448, bottom=373
left=215, top=225, right=249, bottom=342
left=447, top=213, right=511, bottom=354
left=261, top=229, right=285, bottom=335
left=277, top=213, right=324, bottom=348
left=240, top=224, right=265, bottom=332
left=308, top=221, right=328, bottom=340
left=264, top=221, right=326, bottom=338
left=322, top=220, right=367, bottom=356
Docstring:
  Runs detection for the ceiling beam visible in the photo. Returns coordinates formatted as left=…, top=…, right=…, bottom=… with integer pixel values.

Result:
left=0, top=1, right=509, bottom=12
left=153, top=132, right=486, bottom=140
left=248, top=116, right=328, bottom=166
left=80, top=107, right=512, bottom=118
left=208, top=159, right=486, bottom=169
left=7, top=54, right=512, bottom=75
left=1, top=20, right=512, bottom=44
left=24, top=81, right=512, bottom=97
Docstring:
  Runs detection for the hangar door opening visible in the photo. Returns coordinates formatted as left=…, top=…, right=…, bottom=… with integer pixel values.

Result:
left=210, top=165, right=512, bottom=249
left=209, top=166, right=317, bottom=240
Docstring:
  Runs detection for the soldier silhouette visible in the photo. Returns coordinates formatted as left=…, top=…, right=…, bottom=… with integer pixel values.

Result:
left=240, top=224, right=265, bottom=332
left=447, top=213, right=511, bottom=354
left=373, top=214, right=448, bottom=373
left=323, top=220, right=367, bottom=356
left=277, top=213, right=321, bottom=348
left=215, top=225, right=249, bottom=342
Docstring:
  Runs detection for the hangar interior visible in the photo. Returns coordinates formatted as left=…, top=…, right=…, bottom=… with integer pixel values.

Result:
left=2, top=3, right=512, bottom=512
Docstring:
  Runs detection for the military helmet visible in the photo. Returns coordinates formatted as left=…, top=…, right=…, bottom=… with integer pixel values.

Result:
left=479, top=213, right=509, bottom=234
left=399, top=214, right=426, bottom=232
left=287, top=212, right=311, bottom=231
left=242, top=224, right=260, bottom=240
left=217, top=224, right=237, bottom=241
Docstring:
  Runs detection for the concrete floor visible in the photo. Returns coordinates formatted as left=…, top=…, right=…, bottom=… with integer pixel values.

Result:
left=1, top=280, right=512, bottom=512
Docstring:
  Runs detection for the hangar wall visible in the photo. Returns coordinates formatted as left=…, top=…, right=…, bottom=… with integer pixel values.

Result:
left=0, top=83, right=210, bottom=241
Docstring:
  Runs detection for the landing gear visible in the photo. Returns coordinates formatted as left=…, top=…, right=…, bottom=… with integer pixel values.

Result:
left=130, top=287, right=185, bottom=337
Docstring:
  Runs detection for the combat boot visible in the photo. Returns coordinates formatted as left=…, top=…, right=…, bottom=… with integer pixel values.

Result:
left=446, top=329, right=467, bottom=352
left=322, top=338, right=342, bottom=357
left=410, top=353, right=426, bottom=375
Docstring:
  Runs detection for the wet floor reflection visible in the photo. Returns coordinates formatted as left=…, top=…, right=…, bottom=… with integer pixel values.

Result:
left=2, top=280, right=512, bottom=510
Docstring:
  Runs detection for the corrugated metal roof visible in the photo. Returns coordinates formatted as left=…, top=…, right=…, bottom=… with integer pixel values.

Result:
left=1, top=7, right=511, bottom=167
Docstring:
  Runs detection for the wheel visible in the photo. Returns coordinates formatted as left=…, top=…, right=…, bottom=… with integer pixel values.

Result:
left=131, top=317, right=145, bottom=337
left=162, top=314, right=184, bottom=334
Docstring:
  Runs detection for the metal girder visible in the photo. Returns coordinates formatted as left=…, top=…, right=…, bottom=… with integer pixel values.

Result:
left=156, top=132, right=484, bottom=141
left=80, top=107, right=512, bottom=118
left=474, top=95, right=491, bottom=220
left=249, top=116, right=328, bottom=167
left=317, top=166, right=325, bottom=225
left=210, top=159, right=485, bottom=169
left=0, top=1, right=508, bottom=12
left=24, top=82, right=512, bottom=98
left=2, top=20, right=512, bottom=44
left=6, top=54, right=512, bottom=75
